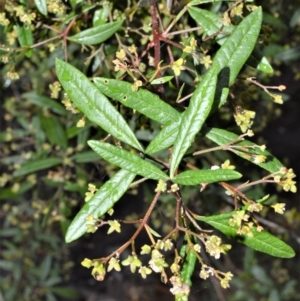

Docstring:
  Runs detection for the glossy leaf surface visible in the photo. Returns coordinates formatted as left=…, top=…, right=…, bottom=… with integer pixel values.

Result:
left=197, top=213, right=295, bottom=258
left=68, top=20, right=123, bottom=45
left=56, top=59, right=143, bottom=151
left=34, top=0, right=48, bottom=15
left=189, top=7, right=263, bottom=108
left=188, top=7, right=272, bottom=73
left=65, top=169, right=135, bottom=242
left=151, top=76, right=174, bottom=85
left=173, top=169, right=242, bottom=185
left=210, top=7, right=262, bottom=83
left=88, top=140, right=169, bottom=181
left=94, top=78, right=180, bottom=125
left=181, top=246, right=197, bottom=287
left=145, top=120, right=180, bottom=154
left=170, top=67, right=218, bottom=177
left=203, top=127, right=283, bottom=173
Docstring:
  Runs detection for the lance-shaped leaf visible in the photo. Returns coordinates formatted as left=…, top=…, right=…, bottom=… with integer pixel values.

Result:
left=13, top=158, right=63, bottom=177
left=170, top=66, right=218, bottom=178
left=15, top=24, right=33, bottom=57
left=23, top=92, right=66, bottom=115
left=180, top=243, right=197, bottom=288
left=65, top=169, right=135, bottom=243
left=34, top=0, right=48, bottom=15
left=93, top=78, right=180, bottom=125
left=196, top=213, right=295, bottom=258
left=212, top=7, right=262, bottom=82
left=145, top=120, right=180, bottom=154
left=188, top=7, right=272, bottom=74
left=40, top=115, right=68, bottom=150
left=56, top=59, right=143, bottom=151
left=63, top=3, right=96, bottom=25
left=194, top=7, right=262, bottom=82
left=173, top=169, right=242, bottom=186
left=203, top=127, right=283, bottom=173
left=151, top=76, right=174, bottom=85
left=68, top=20, right=123, bottom=45
left=189, top=7, right=262, bottom=108
left=88, top=140, right=169, bottom=181
left=188, top=0, right=256, bottom=5
left=70, top=151, right=102, bottom=163
left=188, top=6, right=235, bottom=45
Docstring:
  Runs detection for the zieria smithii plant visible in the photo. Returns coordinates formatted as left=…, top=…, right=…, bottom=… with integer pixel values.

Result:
left=56, top=1, right=296, bottom=301
left=52, top=0, right=296, bottom=300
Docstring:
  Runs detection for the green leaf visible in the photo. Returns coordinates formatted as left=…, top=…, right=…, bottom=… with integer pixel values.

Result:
left=188, top=0, right=254, bottom=5
left=247, top=48, right=274, bottom=74
left=145, top=120, right=180, bottom=154
left=13, top=158, right=63, bottom=177
left=211, top=7, right=262, bottom=83
left=88, top=140, right=169, bottom=181
left=147, top=225, right=161, bottom=238
left=188, top=7, right=235, bottom=46
left=40, top=116, right=68, bottom=150
left=170, top=67, right=218, bottom=177
left=93, top=7, right=110, bottom=26
left=196, top=213, right=295, bottom=258
left=15, top=24, right=33, bottom=57
left=181, top=247, right=197, bottom=287
left=65, top=169, right=135, bottom=242
left=173, top=169, right=242, bottom=186
left=23, top=92, right=66, bottom=115
left=63, top=3, right=96, bottom=25
left=40, top=256, right=52, bottom=280
left=68, top=20, right=123, bottom=45
left=49, top=287, right=79, bottom=298
left=34, top=0, right=48, bottom=15
left=151, top=76, right=174, bottom=85
left=93, top=78, right=180, bottom=125
left=189, top=7, right=263, bottom=107
left=70, top=151, right=101, bottom=163
left=55, top=59, right=143, bottom=151
left=203, top=127, right=284, bottom=173
left=188, top=6, right=268, bottom=75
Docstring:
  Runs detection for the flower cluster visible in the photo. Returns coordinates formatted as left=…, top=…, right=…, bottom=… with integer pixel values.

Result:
left=81, top=259, right=106, bottom=281
left=169, top=275, right=190, bottom=300
left=234, top=106, right=256, bottom=133
left=172, top=58, right=186, bottom=76
left=229, top=209, right=264, bottom=237
left=274, top=168, right=297, bottom=193
left=183, top=36, right=197, bottom=54
left=220, top=271, right=234, bottom=289
left=122, top=255, right=142, bottom=273
left=61, top=94, right=79, bottom=114
left=205, top=235, right=231, bottom=259
left=85, top=215, right=99, bottom=233
left=199, top=265, right=233, bottom=288
left=0, top=12, right=10, bottom=26
left=221, top=159, right=236, bottom=170
left=47, top=0, right=66, bottom=15
left=84, top=183, right=98, bottom=202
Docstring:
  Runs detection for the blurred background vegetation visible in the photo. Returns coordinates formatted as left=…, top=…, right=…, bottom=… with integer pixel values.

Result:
left=0, top=0, right=300, bottom=300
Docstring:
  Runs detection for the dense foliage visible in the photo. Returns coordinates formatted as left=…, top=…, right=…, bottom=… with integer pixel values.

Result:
left=1, top=1, right=299, bottom=300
